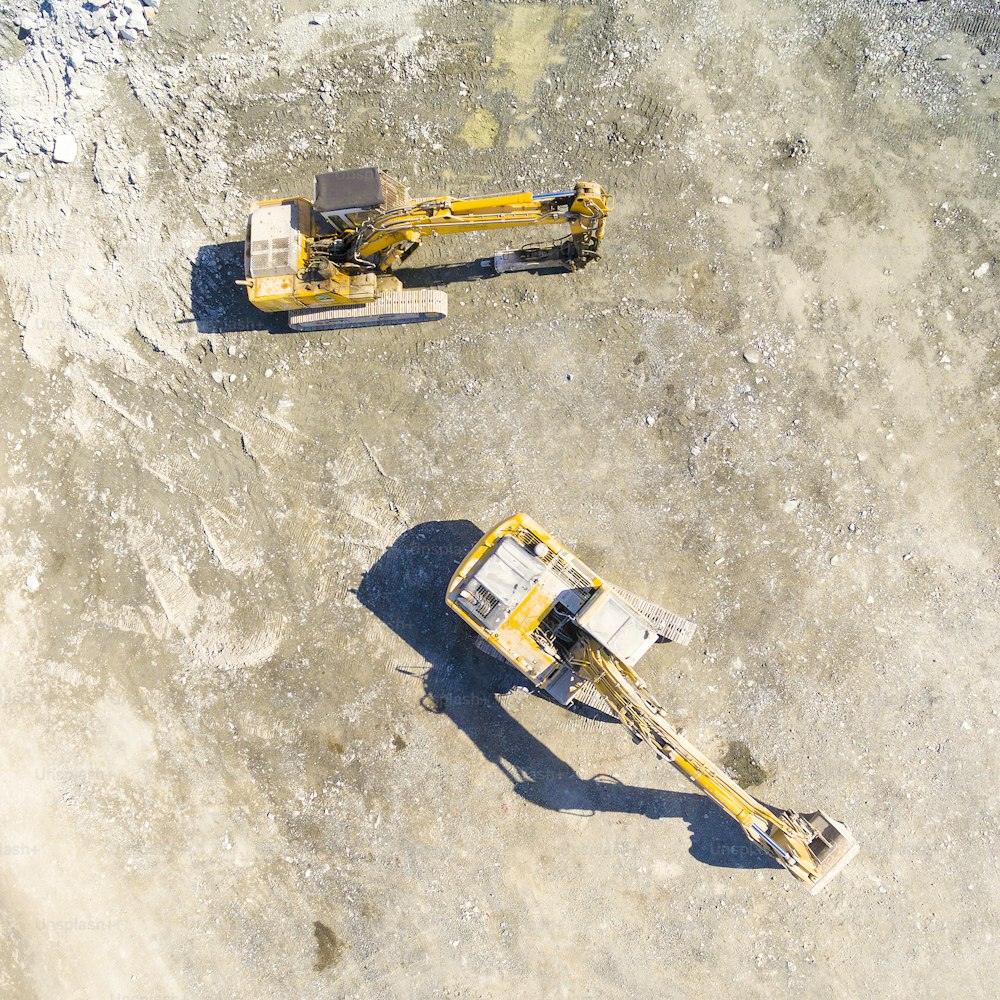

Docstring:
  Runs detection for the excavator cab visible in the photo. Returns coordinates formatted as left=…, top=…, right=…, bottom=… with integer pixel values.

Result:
left=312, top=167, right=409, bottom=233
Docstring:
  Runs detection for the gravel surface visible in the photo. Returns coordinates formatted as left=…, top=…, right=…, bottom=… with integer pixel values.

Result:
left=0, top=1, right=997, bottom=997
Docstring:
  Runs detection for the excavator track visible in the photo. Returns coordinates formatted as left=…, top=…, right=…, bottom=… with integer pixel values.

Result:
left=288, top=290, right=448, bottom=332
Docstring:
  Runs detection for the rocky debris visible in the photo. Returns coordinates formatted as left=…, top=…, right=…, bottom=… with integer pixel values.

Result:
left=784, top=136, right=810, bottom=161
left=81, top=0, right=157, bottom=42
left=0, top=0, right=163, bottom=175
left=742, top=347, right=762, bottom=365
left=972, top=262, right=990, bottom=279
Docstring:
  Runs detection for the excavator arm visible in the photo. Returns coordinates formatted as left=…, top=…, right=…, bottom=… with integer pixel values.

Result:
left=350, top=183, right=608, bottom=268
left=570, top=640, right=859, bottom=891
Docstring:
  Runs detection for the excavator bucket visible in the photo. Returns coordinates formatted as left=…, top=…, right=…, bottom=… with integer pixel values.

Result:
left=803, top=812, right=860, bottom=894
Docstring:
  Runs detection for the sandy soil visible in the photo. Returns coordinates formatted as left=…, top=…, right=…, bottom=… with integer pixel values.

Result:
left=0, top=0, right=998, bottom=997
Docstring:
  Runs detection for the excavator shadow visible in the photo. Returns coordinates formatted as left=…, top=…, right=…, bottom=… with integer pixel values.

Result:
left=189, top=241, right=289, bottom=334
left=395, top=259, right=495, bottom=288
left=356, top=519, right=781, bottom=874
left=188, top=244, right=556, bottom=333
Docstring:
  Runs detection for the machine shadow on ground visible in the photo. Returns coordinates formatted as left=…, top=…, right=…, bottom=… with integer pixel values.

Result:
left=189, top=241, right=289, bottom=334
left=398, top=257, right=573, bottom=288
left=356, top=519, right=781, bottom=873
left=395, top=259, right=495, bottom=288
left=189, top=244, right=559, bottom=333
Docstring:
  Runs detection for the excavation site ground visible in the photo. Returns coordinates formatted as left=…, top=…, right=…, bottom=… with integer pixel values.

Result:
left=0, top=0, right=997, bottom=997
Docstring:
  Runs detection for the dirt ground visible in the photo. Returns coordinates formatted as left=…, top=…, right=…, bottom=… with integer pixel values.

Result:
left=1, top=0, right=998, bottom=997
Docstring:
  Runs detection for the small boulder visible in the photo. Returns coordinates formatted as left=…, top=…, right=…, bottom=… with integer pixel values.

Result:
left=52, top=134, right=78, bottom=164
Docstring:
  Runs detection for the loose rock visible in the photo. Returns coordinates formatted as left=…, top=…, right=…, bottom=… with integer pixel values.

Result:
left=52, top=135, right=78, bottom=164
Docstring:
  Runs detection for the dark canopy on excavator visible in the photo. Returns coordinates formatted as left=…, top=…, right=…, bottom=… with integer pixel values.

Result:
left=314, top=167, right=384, bottom=213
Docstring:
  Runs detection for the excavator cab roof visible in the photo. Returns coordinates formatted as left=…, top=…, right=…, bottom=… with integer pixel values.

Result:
left=314, top=166, right=384, bottom=214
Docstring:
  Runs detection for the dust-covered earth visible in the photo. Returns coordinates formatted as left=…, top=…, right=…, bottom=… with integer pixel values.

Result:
left=1, top=0, right=998, bottom=997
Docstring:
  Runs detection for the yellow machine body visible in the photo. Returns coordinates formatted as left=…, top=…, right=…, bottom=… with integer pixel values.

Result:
left=446, top=513, right=859, bottom=893
left=241, top=168, right=609, bottom=327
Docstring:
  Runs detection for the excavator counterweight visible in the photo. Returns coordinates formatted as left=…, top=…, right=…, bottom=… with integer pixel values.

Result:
left=241, top=167, right=609, bottom=331
left=445, top=513, right=859, bottom=893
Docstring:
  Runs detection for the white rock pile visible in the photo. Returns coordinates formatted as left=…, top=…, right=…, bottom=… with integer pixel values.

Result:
left=80, top=0, right=160, bottom=44
left=0, top=0, right=164, bottom=178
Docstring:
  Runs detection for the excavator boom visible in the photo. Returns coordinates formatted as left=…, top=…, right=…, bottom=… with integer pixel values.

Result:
left=241, top=167, right=609, bottom=330
left=445, top=513, right=859, bottom=893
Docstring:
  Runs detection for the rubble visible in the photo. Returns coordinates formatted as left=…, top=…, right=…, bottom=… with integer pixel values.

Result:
left=0, top=0, right=162, bottom=171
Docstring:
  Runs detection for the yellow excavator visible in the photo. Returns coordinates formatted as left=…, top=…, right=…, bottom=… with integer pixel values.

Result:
left=239, top=167, right=609, bottom=331
left=446, top=513, right=859, bottom=893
